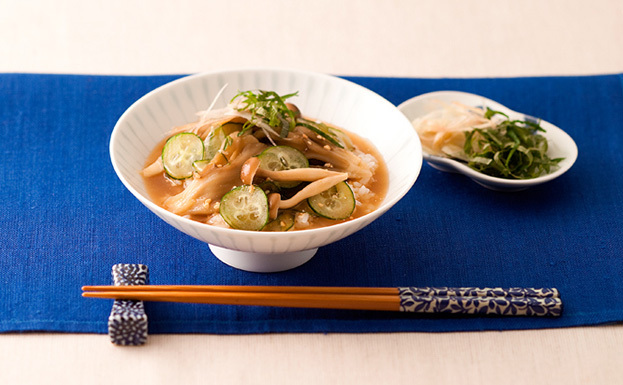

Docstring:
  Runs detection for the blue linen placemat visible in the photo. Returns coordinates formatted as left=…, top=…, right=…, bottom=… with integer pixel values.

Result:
left=1, top=73, right=622, bottom=334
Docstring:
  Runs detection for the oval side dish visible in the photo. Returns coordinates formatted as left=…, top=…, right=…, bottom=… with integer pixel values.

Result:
left=398, top=91, right=578, bottom=191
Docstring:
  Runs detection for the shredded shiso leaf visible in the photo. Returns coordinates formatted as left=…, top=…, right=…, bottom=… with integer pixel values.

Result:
left=411, top=102, right=564, bottom=180
left=230, top=89, right=352, bottom=149
left=231, top=90, right=298, bottom=137
left=461, top=108, right=564, bottom=179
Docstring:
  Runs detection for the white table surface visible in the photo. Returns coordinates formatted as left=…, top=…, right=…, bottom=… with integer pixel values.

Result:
left=1, top=1, right=622, bottom=384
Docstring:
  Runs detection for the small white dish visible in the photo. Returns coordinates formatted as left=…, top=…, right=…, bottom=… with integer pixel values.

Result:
left=397, top=91, right=578, bottom=191
left=110, top=68, right=422, bottom=272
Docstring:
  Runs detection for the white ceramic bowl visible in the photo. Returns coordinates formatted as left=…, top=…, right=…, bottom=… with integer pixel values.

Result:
left=398, top=91, right=577, bottom=191
left=110, top=68, right=422, bottom=272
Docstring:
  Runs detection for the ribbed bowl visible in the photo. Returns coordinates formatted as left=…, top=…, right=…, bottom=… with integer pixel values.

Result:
left=110, top=68, right=422, bottom=272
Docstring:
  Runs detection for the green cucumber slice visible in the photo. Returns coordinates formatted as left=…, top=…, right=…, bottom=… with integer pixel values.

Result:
left=192, top=159, right=211, bottom=173
left=257, top=180, right=281, bottom=195
left=204, top=123, right=242, bottom=161
left=307, top=181, right=355, bottom=220
left=258, top=145, right=309, bottom=188
left=297, top=120, right=344, bottom=149
left=263, top=211, right=295, bottom=232
left=204, top=127, right=226, bottom=161
left=161, top=132, right=204, bottom=179
left=329, top=127, right=355, bottom=151
left=219, top=185, right=269, bottom=231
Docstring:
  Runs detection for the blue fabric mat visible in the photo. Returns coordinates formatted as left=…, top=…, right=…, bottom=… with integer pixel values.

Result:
left=1, top=73, right=622, bottom=334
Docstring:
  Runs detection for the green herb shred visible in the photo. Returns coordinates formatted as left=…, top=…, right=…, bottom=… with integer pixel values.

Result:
left=463, top=108, right=564, bottom=179
left=231, top=90, right=299, bottom=137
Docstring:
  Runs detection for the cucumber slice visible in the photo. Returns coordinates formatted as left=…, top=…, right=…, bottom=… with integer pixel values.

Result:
left=204, top=127, right=226, bottom=161
left=257, top=180, right=281, bottom=195
left=330, top=127, right=355, bottom=151
left=263, top=211, right=295, bottom=232
left=192, top=159, right=211, bottom=173
left=308, top=181, right=355, bottom=220
left=297, top=120, right=344, bottom=149
left=204, top=123, right=242, bottom=161
left=161, top=132, right=204, bottom=179
left=258, top=145, right=309, bottom=188
left=258, top=145, right=309, bottom=170
left=219, top=185, right=269, bottom=231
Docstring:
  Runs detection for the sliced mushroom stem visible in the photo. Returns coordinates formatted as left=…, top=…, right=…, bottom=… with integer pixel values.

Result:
left=257, top=168, right=347, bottom=182
left=279, top=174, right=348, bottom=209
left=141, top=157, right=164, bottom=177
left=286, top=103, right=301, bottom=119
left=268, top=193, right=281, bottom=220
left=240, top=157, right=261, bottom=185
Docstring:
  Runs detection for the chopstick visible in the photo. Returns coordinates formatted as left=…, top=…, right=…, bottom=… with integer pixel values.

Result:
left=82, top=285, right=562, bottom=317
left=83, top=285, right=399, bottom=296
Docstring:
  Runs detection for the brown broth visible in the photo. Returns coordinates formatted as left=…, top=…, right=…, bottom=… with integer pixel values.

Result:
left=143, top=128, right=388, bottom=230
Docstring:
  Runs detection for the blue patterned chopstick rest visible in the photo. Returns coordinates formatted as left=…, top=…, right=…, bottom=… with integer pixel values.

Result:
left=397, top=287, right=563, bottom=317
left=108, top=264, right=150, bottom=346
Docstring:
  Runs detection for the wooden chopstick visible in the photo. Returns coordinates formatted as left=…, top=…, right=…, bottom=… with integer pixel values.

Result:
left=82, top=285, right=562, bottom=316
left=85, top=291, right=400, bottom=311
left=82, top=285, right=398, bottom=296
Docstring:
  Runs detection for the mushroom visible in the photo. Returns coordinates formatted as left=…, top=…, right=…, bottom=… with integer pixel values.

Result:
left=256, top=168, right=346, bottom=182
left=240, top=157, right=261, bottom=185
left=278, top=173, right=348, bottom=209
left=286, top=103, right=301, bottom=119
left=268, top=193, right=281, bottom=220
